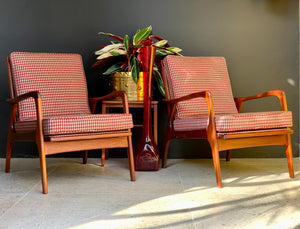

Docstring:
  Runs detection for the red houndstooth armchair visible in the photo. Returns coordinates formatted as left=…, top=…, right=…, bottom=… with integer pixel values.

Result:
left=161, top=55, right=294, bottom=188
left=6, top=52, right=135, bottom=194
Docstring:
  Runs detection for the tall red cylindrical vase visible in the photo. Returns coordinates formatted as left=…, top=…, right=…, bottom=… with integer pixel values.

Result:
left=134, top=46, right=159, bottom=171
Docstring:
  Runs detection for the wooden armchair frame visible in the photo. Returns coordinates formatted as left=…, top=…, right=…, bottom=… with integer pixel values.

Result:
left=6, top=56, right=135, bottom=194
left=161, top=61, right=294, bottom=188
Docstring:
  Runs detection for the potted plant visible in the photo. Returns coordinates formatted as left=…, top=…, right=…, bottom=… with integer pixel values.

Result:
left=93, top=26, right=182, bottom=98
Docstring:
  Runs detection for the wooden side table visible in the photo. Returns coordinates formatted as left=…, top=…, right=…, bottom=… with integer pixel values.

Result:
left=101, top=100, right=158, bottom=165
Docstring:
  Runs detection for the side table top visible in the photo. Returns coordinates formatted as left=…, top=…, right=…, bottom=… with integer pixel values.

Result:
left=102, top=100, right=158, bottom=105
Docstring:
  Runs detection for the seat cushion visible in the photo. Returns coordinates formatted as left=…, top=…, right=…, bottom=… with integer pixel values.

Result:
left=9, top=52, right=91, bottom=120
left=14, top=114, right=133, bottom=135
left=173, top=111, right=292, bottom=132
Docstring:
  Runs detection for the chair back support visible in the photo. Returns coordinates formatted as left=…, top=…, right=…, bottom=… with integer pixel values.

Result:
left=162, top=56, right=238, bottom=118
left=8, top=52, right=91, bottom=120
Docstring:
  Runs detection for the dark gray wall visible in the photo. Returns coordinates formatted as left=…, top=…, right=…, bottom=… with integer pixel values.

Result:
left=0, top=0, right=298, bottom=158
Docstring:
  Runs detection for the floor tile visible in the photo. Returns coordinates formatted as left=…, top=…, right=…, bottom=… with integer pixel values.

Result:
left=0, top=158, right=299, bottom=229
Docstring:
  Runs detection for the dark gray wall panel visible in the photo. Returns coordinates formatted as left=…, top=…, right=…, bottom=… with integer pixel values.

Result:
left=0, top=0, right=298, bottom=158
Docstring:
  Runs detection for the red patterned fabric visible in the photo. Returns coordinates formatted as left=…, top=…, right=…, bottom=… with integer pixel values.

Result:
left=9, top=52, right=91, bottom=120
left=162, top=56, right=238, bottom=118
left=14, top=114, right=133, bottom=135
left=173, top=111, right=292, bottom=132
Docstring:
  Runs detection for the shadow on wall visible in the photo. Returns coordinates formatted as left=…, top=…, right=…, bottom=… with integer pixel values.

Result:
left=267, top=0, right=294, bottom=15
left=268, top=0, right=295, bottom=14
left=252, top=0, right=295, bottom=15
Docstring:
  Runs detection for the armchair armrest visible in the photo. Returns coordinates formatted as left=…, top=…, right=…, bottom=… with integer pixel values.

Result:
left=89, top=91, right=129, bottom=114
left=234, top=90, right=288, bottom=112
left=6, top=91, right=43, bottom=135
left=164, top=91, right=211, bottom=105
left=6, top=91, right=40, bottom=104
left=164, top=91, right=216, bottom=132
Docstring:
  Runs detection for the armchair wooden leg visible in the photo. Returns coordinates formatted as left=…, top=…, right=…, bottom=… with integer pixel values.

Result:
left=285, top=134, right=294, bottom=178
left=5, top=141, right=13, bottom=173
left=101, top=149, right=105, bottom=167
left=226, top=150, right=231, bottom=162
left=5, top=128, right=14, bottom=173
left=211, top=144, right=222, bottom=188
left=37, top=145, right=48, bottom=194
left=127, top=136, right=136, bottom=181
left=208, top=137, right=222, bottom=188
left=36, top=132, right=48, bottom=194
left=162, top=128, right=172, bottom=168
left=39, top=155, right=48, bottom=194
left=162, top=140, right=171, bottom=168
left=83, top=150, right=88, bottom=164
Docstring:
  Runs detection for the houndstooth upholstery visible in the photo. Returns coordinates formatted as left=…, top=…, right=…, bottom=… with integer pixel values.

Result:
left=10, top=52, right=91, bottom=120
left=162, top=56, right=238, bottom=118
left=14, top=114, right=133, bottom=135
left=173, top=111, right=293, bottom=132
left=163, top=56, right=293, bottom=133
left=9, top=52, right=133, bottom=136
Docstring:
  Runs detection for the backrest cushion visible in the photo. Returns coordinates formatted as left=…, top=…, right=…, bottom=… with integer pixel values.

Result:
left=9, top=52, right=91, bottom=120
left=162, top=56, right=238, bottom=118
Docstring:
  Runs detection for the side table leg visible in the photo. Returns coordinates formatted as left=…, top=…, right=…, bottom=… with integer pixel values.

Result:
left=101, top=104, right=109, bottom=166
left=101, top=149, right=105, bottom=167
left=153, top=104, right=158, bottom=144
left=105, top=149, right=109, bottom=159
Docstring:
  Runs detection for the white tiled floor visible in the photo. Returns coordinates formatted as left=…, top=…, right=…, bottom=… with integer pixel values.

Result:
left=0, top=157, right=299, bottom=229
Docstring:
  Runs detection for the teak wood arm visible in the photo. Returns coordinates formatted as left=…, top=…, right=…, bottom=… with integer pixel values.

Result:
left=164, top=91, right=216, bottom=131
left=234, top=90, right=288, bottom=112
left=6, top=90, right=40, bottom=104
left=89, top=91, right=129, bottom=114
left=6, top=91, right=43, bottom=134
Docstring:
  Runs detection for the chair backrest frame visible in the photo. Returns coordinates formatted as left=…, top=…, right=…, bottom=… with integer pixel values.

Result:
left=7, top=57, right=15, bottom=100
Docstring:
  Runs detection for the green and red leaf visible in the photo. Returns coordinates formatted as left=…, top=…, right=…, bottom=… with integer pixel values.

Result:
left=99, top=32, right=124, bottom=42
left=124, top=35, right=129, bottom=52
left=95, top=43, right=123, bottom=55
left=103, top=62, right=123, bottom=75
left=130, top=55, right=140, bottom=83
left=153, top=69, right=165, bottom=97
left=133, top=26, right=152, bottom=45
